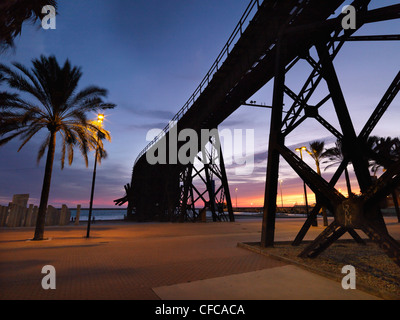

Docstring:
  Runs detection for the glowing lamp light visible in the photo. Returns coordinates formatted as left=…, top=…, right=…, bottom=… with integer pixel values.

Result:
left=97, top=114, right=105, bottom=124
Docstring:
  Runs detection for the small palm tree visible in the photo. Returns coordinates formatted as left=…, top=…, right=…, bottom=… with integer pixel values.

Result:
left=307, top=140, right=328, bottom=226
left=321, top=139, right=353, bottom=196
left=367, top=136, right=400, bottom=222
left=307, top=141, right=325, bottom=176
left=367, top=136, right=400, bottom=175
left=0, top=55, right=115, bottom=240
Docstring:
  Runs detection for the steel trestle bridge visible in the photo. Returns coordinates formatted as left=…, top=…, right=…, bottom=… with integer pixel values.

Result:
left=115, top=0, right=400, bottom=268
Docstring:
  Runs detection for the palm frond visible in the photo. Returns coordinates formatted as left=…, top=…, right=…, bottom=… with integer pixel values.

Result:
left=0, top=63, right=50, bottom=112
left=64, top=86, right=108, bottom=110
left=0, top=127, right=30, bottom=146
left=17, top=124, right=45, bottom=151
left=36, top=134, right=50, bottom=164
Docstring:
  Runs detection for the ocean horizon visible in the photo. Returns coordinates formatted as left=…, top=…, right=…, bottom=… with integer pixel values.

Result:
left=69, top=208, right=311, bottom=222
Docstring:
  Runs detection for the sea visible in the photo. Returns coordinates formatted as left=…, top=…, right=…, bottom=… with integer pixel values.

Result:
left=69, top=208, right=306, bottom=222
left=70, top=208, right=126, bottom=222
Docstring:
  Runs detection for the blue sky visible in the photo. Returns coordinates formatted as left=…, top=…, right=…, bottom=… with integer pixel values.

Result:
left=0, top=0, right=399, bottom=208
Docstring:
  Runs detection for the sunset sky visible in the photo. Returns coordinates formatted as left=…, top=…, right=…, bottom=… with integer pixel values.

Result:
left=0, top=0, right=399, bottom=209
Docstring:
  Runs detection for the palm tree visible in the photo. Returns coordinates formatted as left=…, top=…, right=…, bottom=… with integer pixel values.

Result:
left=321, top=139, right=353, bottom=197
left=307, top=141, right=325, bottom=176
left=367, top=136, right=400, bottom=222
left=367, top=136, right=400, bottom=174
left=0, top=55, right=115, bottom=240
left=307, top=140, right=329, bottom=226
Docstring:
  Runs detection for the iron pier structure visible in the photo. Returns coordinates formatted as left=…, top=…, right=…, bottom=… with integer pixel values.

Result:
left=115, top=0, right=400, bottom=268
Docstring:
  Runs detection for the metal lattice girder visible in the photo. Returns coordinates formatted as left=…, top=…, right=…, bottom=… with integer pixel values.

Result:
left=118, top=0, right=400, bottom=266
left=361, top=221, right=400, bottom=266
left=359, top=71, right=400, bottom=141
left=262, top=1, right=370, bottom=245
left=335, top=35, right=400, bottom=42
left=298, top=221, right=365, bottom=259
left=277, top=144, right=369, bottom=246
left=260, top=2, right=400, bottom=268
left=292, top=159, right=348, bottom=246
left=123, top=0, right=352, bottom=221
left=294, top=70, right=400, bottom=244
left=280, top=1, right=400, bottom=138
left=315, top=40, right=373, bottom=192
left=293, top=78, right=400, bottom=245
left=178, top=165, right=195, bottom=222
left=364, top=159, right=400, bottom=207
left=294, top=157, right=356, bottom=239
left=176, top=132, right=234, bottom=223
left=278, top=144, right=345, bottom=207
left=294, top=54, right=400, bottom=267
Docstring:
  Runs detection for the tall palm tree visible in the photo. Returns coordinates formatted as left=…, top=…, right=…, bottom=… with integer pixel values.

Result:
left=307, top=140, right=329, bottom=226
left=0, top=55, right=115, bottom=240
left=321, top=139, right=353, bottom=197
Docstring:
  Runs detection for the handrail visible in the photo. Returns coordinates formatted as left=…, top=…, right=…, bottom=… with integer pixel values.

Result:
left=134, top=0, right=263, bottom=165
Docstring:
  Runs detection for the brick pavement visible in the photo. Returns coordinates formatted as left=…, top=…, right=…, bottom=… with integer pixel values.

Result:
left=0, top=219, right=285, bottom=299
left=0, top=217, right=398, bottom=300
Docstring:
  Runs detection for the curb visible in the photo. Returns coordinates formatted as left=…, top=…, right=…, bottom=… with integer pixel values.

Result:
left=237, top=241, right=400, bottom=300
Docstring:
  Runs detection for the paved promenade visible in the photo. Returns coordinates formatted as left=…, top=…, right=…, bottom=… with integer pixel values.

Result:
left=0, top=217, right=399, bottom=300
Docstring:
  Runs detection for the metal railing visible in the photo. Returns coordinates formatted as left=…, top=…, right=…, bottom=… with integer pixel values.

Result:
left=134, top=0, right=263, bottom=165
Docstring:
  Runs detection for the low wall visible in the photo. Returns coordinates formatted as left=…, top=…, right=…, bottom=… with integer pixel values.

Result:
left=0, top=203, right=72, bottom=228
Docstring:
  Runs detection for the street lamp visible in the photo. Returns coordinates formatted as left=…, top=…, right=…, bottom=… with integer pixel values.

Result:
left=279, top=179, right=284, bottom=209
left=86, top=114, right=105, bottom=238
left=295, top=147, right=311, bottom=222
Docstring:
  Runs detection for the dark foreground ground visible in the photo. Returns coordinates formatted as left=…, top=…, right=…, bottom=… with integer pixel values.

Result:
left=0, top=216, right=399, bottom=300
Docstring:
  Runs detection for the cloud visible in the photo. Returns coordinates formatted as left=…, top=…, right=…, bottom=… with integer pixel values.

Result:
left=129, top=109, right=176, bottom=120
left=126, top=122, right=169, bottom=131
left=0, top=138, right=129, bottom=208
left=119, top=102, right=175, bottom=120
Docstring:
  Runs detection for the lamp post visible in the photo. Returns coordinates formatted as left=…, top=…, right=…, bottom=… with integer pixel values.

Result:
left=279, top=179, right=284, bottom=209
left=235, top=188, right=238, bottom=209
left=86, top=114, right=104, bottom=238
left=295, top=147, right=311, bottom=222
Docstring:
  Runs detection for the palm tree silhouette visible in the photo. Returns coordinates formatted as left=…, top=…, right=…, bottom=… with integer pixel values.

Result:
left=321, top=139, right=353, bottom=197
left=367, top=136, right=400, bottom=174
left=367, top=136, right=400, bottom=222
left=0, top=55, right=115, bottom=240
left=307, top=140, right=329, bottom=226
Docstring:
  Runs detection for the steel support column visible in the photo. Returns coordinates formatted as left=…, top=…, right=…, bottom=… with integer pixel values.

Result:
left=316, top=40, right=373, bottom=193
left=261, top=38, right=286, bottom=247
left=177, top=129, right=234, bottom=223
left=204, top=162, right=217, bottom=222
left=219, top=143, right=235, bottom=222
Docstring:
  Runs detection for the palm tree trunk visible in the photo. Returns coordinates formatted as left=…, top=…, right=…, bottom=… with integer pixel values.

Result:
left=316, top=162, right=329, bottom=226
left=34, top=131, right=56, bottom=240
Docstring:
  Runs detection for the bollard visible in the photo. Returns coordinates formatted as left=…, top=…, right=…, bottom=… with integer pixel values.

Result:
left=75, top=204, right=81, bottom=226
